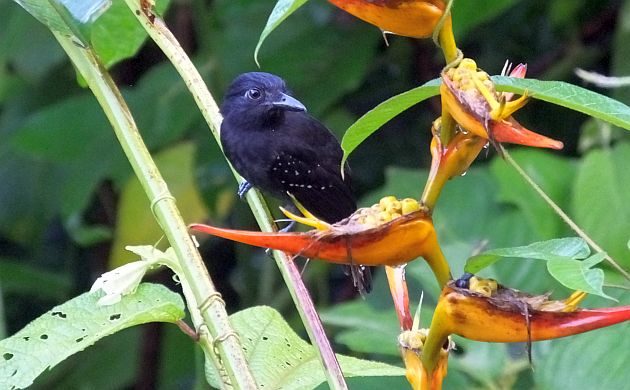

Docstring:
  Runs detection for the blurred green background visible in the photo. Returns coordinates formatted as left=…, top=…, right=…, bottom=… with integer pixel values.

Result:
left=2, top=0, right=630, bottom=388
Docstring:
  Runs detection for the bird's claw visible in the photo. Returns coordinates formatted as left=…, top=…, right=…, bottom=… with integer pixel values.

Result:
left=237, top=181, right=253, bottom=200
left=278, top=220, right=296, bottom=233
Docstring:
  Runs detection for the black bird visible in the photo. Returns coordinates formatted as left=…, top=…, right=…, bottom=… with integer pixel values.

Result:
left=220, top=72, right=371, bottom=294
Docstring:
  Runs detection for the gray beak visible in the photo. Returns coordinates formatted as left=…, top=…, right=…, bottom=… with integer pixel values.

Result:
left=272, top=92, right=307, bottom=112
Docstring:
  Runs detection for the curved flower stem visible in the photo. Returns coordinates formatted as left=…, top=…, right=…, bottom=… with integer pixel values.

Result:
left=51, top=33, right=256, bottom=389
left=122, top=3, right=348, bottom=389
left=438, top=16, right=457, bottom=65
left=500, top=145, right=630, bottom=283
left=434, top=0, right=459, bottom=153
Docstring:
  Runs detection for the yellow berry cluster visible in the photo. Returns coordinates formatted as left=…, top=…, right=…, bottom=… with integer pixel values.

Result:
left=468, top=276, right=498, bottom=297
left=445, top=58, right=494, bottom=93
left=353, top=196, right=423, bottom=228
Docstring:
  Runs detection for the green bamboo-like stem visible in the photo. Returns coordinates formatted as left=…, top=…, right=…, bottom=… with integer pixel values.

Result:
left=121, top=2, right=349, bottom=389
left=52, top=32, right=256, bottom=389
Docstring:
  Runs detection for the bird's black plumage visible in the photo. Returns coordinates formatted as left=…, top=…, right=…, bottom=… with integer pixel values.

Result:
left=220, top=72, right=371, bottom=294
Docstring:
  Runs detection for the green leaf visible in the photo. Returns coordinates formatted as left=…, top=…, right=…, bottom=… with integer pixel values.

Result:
left=320, top=301, right=400, bottom=356
left=611, top=0, right=630, bottom=106
left=340, top=79, right=440, bottom=166
left=0, top=8, right=65, bottom=81
left=91, top=0, right=171, bottom=68
left=0, top=283, right=185, bottom=389
left=254, top=0, right=310, bottom=66
left=341, top=75, right=630, bottom=163
left=0, top=259, right=72, bottom=300
left=205, top=306, right=404, bottom=389
left=547, top=253, right=615, bottom=301
left=465, top=238, right=614, bottom=300
left=572, top=142, right=630, bottom=268
left=11, top=94, right=112, bottom=163
left=465, top=237, right=589, bottom=274
left=492, top=76, right=630, bottom=131
left=10, top=94, right=122, bottom=218
left=33, top=327, right=142, bottom=389
left=11, top=0, right=81, bottom=38
left=109, top=142, right=209, bottom=268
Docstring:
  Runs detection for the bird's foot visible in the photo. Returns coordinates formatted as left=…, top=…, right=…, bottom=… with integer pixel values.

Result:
left=279, top=206, right=330, bottom=231
left=278, top=219, right=296, bottom=233
left=237, top=181, right=253, bottom=200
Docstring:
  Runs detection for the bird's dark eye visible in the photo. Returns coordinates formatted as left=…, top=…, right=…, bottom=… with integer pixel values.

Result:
left=246, top=88, right=263, bottom=100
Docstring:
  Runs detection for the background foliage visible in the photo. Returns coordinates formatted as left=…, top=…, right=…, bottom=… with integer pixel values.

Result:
left=1, top=0, right=630, bottom=388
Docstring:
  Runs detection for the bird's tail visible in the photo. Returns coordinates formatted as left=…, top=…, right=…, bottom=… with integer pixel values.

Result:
left=345, top=265, right=372, bottom=297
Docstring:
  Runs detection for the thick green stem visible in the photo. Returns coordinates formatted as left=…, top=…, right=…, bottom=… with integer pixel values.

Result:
left=52, top=33, right=256, bottom=389
left=122, top=3, right=348, bottom=389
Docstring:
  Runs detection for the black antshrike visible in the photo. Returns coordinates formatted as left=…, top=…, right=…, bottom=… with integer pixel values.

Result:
left=220, top=72, right=371, bottom=294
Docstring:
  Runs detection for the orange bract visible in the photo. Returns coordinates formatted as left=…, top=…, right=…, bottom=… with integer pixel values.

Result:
left=328, top=0, right=445, bottom=38
left=441, top=58, right=564, bottom=150
left=191, top=209, right=451, bottom=286
left=434, top=282, right=630, bottom=343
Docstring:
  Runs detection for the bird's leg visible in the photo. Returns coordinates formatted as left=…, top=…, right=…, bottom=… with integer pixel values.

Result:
left=237, top=181, right=253, bottom=200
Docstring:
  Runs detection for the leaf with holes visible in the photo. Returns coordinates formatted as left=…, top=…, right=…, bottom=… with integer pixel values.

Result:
left=205, top=306, right=403, bottom=389
left=0, top=283, right=184, bottom=389
left=254, top=0, right=310, bottom=66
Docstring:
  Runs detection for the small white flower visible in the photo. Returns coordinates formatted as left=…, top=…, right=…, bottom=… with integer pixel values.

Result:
left=90, top=245, right=177, bottom=306
left=90, top=260, right=150, bottom=305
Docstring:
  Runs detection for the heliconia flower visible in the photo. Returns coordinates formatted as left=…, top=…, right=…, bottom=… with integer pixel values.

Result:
left=191, top=197, right=452, bottom=287
left=399, top=325, right=455, bottom=390
left=440, top=58, right=563, bottom=150
left=420, top=279, right=630, bottom=375
left=328, top=0, right=445, bottom=38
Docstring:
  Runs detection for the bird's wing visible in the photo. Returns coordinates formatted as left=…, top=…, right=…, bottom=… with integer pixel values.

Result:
left=269, top=149, right=356, bottom=223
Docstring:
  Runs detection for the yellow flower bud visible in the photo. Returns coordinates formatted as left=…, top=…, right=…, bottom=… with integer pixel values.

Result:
left=379, top=196, right=398, bottom=208
left=401, top=198, right=421, bottom=215
left=469, top=276, right=498, bottom=297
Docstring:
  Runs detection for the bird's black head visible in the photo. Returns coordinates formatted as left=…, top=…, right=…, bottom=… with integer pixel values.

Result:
left=221, top=72, right=306, bottom=121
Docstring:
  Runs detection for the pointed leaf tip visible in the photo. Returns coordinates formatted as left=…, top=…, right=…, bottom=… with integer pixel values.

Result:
left=254, top=0, right=310, bottom=66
